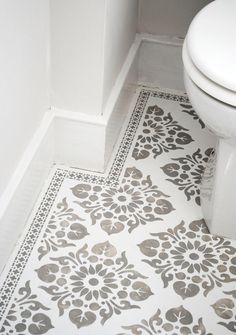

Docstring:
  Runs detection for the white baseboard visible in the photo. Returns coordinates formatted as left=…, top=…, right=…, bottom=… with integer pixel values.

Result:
left=0, top=35, right=141, bottom=273
left=0, top=112, right=54, bottom=273
left=53, top=35, right=141, bottom=172
left=0, top=33, right=185, bottom=273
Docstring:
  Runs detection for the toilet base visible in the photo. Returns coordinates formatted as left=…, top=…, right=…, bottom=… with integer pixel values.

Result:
left=201, top=137, right=236, bottom=239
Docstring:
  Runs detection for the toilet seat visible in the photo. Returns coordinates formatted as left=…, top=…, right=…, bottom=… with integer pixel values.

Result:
left=182, top=41, right=236, bottom=107
left=183, top=0, right=236, bottom=107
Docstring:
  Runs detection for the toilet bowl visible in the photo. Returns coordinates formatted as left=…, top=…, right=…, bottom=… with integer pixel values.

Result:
left=182, top=0, right=236, bottom=239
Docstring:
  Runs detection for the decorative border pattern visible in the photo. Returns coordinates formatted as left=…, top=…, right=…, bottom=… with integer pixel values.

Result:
left=0, top=169, right=67, bottom=320
left=66, top=90, right=190, bottom=185
left=67, top=90, right=151, bottom=187
left=0, top=89, right=189, bottom=323
left=150, top=90, right=189, bottom=103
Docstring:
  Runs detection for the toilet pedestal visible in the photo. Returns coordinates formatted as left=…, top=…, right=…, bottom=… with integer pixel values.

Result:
left=201, top=137, right=236, bottom=239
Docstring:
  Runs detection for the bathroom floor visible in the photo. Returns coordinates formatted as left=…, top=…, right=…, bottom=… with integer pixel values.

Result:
left=0, top=88, right=236, bottom=335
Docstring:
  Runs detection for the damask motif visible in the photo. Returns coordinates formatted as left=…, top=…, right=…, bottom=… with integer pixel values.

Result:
left=36, top=241, right=153, bottom=329
left=161, top=148, right=213, bottom=205
left=0, top=281, right=53, bottom=334
left=180, top=103, right=205, bottom=129
left=71, top=167, right=174, bottom=234
left=212, top=290, right=236, bottom=333
left=132, top=105, right=193, bottom=160
left=117, top=305, right=212, bottom=335
left=138, top=220, right=236, bottom=299
left=38, top=198, right=89, bottom=260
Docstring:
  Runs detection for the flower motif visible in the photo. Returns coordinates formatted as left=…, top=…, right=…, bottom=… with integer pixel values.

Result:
left=71, top=167, right=174, bottom=234
left=138, top=220, right=236, bottom=299
left=36, top=241, right=153, bottom=329
left=132, top=105, right=194, bottom=160
left=38, top=197, right=89, bottom=260
left=0, top=281, right=53, bottom=335
left=101, top=185, right=144, bottom=215
left=70, top=264, right=118, bottom=301
left=171, top=239, right=217, bottom=274
left=161, top=148, right=214, bottom=205
left=118, top=305, right=211, bottom=335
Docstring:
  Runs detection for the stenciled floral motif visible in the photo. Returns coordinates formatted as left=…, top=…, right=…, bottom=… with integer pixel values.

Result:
left=161, top=148, right=213, bottom=205
left=117, top=305, right=212, bottom=335
left=0, top=281, right=53, bottom=334
left=180, top=103, right=205, bottom=129
left=71, top=167, right=174, bottom=234
left=38, top=197, right=89, bottom=260
left=132, top=105, right=194, bottom=160
left=36, top=241, right=153, bottom=330
left=138, top=220, right=236, bottom=300
left=212, top=290, right=236, bottom=333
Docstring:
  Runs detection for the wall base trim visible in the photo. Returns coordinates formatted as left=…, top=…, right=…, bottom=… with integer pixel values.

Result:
left=0, top=33, right=185, bottom=273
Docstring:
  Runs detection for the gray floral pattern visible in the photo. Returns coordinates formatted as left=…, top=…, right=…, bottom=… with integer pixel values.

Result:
left=36, top=241, right=153, bottom=329
left=138, top=220, right=236, bottom=299
left=38, top=198, right=89, bottom=260
left=132, top=105, right=194, bottom=160
left=0, top=281, right=53, bottom=334
left=180, top=103, right=205, bottom=129
left=161, top=148, right=213, bottom=205
left=117, top=305, right=212, bottom=335
left=212, top=290, right=236, bottom=333
left=71, top=167, right=174, bottom=234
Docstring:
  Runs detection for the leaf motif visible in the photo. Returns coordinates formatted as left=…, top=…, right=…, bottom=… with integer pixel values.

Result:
left=132, top=147, right=150, bottom=161
left=71, top=184, right=91, bottom=199
left=100, top=220, right=124, bottom=235
left=92, top=241, right=117, bottom=257
left=124, top=167, right=143, bottom=179
left=161, top=163, right=180, bottom=177
left=69, top=309, right=96, bottom=329
left=154, top=199, right=175, bottom=215
left=67, top=223, right=89, bottom=240
left=28, top=313, right=54, bottom=334
left=166, top=305, right=193, bottom=325
left=212, top=299, right=234, bottom=319
left=36, top=264, right=59, bottom=283
left=130, top=282, right=153, bottom=301
left=138, top=239, right=159, bottom=257
left=173, top=281, right=199, bottom=299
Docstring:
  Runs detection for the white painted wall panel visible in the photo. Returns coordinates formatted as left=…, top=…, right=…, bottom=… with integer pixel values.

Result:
left=102, top=0, right=138, bottom=110
left=50, top=0, right=138, bottom=116
left=138, top=0, right=213, bottom=37
left=50, top=0, right=106, bottom=115
left=0, top=0, right=50, bottom=196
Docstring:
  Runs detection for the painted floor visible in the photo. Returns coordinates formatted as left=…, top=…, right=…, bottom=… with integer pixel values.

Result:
left=0, top=88, right=236, bottom=335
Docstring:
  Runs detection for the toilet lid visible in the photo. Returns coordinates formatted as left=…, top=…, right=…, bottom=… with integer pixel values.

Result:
left=187, top=0, right=236, bottom=92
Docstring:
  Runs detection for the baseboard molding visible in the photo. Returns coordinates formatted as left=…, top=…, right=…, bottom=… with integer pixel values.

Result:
left=0, top=112, right=54, bottom=273
left=0, top=33, right=185, bottom=273
left=53, top=35, right=141, bottom=172
left=0, top=35, right=141, bottom=273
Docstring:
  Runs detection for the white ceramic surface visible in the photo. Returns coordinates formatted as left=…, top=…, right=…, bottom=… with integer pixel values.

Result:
left=186, top=0, right=236, bottom=92
left=183, top=0, right=236, bottom=240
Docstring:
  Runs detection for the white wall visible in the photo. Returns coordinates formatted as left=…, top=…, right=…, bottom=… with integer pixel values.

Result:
left=50, top=0, right=106, bottom=116
left=102, top=0, right=138, bottom=110
left=50, top=0, right=138, bottom=116
left=138, top=0, right=213, bottom=37
left=0, top=0, right=50, bottom=197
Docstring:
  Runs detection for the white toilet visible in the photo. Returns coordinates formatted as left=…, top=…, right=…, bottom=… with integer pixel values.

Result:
left=182, top=0, right=236, bottom=239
